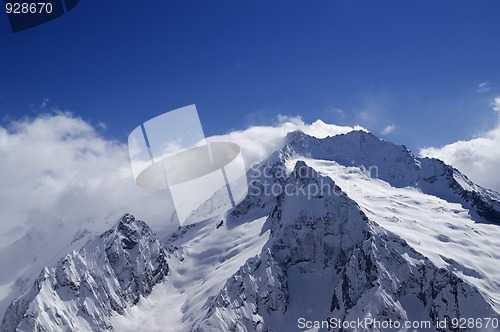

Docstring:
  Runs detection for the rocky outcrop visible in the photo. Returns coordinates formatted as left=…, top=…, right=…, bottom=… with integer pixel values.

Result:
left=1, top=214, right=169, bottom=332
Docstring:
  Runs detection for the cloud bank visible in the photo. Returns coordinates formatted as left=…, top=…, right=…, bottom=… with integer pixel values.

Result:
left=420, top=97, right=500, bottom=193
left=0, top=113, right=174, bottom=247
left=420, top=126, right=500, bottom=193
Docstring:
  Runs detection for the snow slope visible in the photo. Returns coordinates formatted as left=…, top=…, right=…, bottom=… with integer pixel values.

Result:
left=194, top=161, right=499, bottom=332
left=0, top=213, right=119, bottom=324
left=284, top=130, right=500, bottom=223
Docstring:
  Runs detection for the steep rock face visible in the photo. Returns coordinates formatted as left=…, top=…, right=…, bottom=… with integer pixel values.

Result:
left=230, top=149, right=291, bottom=222
left=285, top=130, right=500, bottom=223
left=1, top=214, right=169, bottom=332
left=196, top=248, right=286, bottom=332
left=195, top=162, right=498, bottom=332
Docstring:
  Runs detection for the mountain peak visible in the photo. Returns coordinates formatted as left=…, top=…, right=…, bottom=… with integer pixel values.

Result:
left=120, top=212, right=135, bottom=224
left=291, top=159, right=309, bottom=179
left=285, top=129, right=378, bottom=146
left=1, top=214, right=169, bottom=332
left=281, top=130, right=500, bottom=223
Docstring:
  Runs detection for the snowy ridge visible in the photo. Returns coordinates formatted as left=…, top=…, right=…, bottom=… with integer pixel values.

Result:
left=0, top=216, right=111, bottom=322
left=0, top=214, right=169, bottom=332
left=194, top=161, right=498, bottom=331
left=285, top=130, right=500, bottom=223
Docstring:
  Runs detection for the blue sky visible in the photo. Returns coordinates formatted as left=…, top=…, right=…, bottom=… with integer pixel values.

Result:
left=1, top=0, right=500, bottom=151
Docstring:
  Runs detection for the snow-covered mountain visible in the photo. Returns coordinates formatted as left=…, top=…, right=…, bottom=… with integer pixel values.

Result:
left=1, top=214, right=169, bottom=331
left=283, top=130, right=500, bottom=224
left=2, top=130, right=500, bottom=331
left=195, top=161, right=498, bottom=331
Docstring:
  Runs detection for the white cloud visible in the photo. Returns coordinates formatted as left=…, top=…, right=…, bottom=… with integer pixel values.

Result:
left=492, top=96, right=500, bottom=113
left=329, top=107, right=345, bottom=118
left=0, top=113, right=173, bottom=247
left=210, top=116, right=365, bottom=167
left=0, top=113, right=364, bottom=246
left=476, top=82, right=491, bottom=93
left=96, top=121, right=107, bottom=130
left=420, top=127, right=500, bottom=192
left=275, top=114, right=304, bottom=126
left=420, top=99, right=500, bottom=193
left=381, top=124, right=397, bottom=135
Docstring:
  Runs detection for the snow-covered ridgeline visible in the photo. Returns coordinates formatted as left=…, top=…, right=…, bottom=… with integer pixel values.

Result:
left=284, top=130, right=500, bottom=223
left=0, top=214, right=169, bottom=332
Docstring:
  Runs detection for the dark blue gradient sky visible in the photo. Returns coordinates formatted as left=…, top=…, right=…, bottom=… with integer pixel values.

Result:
left=1, top=0, right=499, bottom=151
